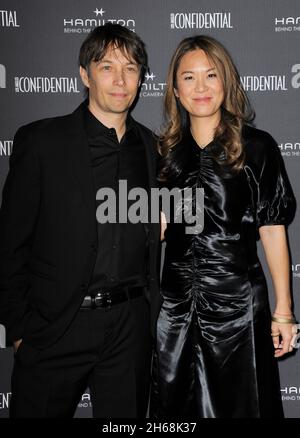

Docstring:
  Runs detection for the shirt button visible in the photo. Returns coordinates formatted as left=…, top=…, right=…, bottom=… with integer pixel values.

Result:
left=110, top=277, right=115, bottom=282
left=112, top=244, right=117, bottom=250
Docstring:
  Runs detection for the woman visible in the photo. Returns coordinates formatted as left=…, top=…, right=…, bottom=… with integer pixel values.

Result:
left=151, top=35, right=297, bottom=418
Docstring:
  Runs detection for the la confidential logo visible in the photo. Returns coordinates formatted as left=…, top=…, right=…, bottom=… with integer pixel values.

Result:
left=0, top=9, right=19, bottom=27
left=0, top=392, right=11, bottom=410
left=0, top=64, right=80, bottom=93
left=63, top=7, right=135, bottom=34
left=0, top=64, right=79, bottom=93
left=170, top=11, right=233, bottom=29
left=0, top=140, right=13, bottom=157
left=274, top=16, right=300, bottom=32
left=140, top=71, right=166, bottom=98
left=240, top=64, right=300, bottom=92
left=14, top=76, right=80, bottom=93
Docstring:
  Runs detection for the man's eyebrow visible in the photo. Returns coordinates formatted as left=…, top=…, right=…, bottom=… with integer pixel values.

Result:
left=98, top=59, right=138, bottom=66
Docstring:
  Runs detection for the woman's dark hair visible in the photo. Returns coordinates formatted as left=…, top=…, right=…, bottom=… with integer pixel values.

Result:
left=159, top=35, right=254, bottom=182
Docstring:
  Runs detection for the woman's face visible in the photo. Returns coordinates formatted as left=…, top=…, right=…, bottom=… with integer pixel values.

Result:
left=174, top=49, right=224, bottom=123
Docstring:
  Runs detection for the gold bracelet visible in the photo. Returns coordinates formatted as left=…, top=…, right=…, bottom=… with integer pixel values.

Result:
left=271, top=316, right=296, bottom=324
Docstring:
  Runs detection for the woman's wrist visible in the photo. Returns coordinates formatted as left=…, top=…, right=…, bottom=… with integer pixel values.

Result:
left=272, top=299, right=296, bottom=323
left=273, top=300, right=292, bottom=315
left=273, top=310, right=293, bottom=316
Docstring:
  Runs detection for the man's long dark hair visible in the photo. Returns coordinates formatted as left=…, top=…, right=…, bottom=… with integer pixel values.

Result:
left=79, top=23, right=148, bottom=78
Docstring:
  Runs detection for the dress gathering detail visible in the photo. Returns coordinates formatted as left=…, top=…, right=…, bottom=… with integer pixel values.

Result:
left=151, top=125, right=296, bottom=418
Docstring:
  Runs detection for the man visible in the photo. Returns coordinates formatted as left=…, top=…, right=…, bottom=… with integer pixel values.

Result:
left=0, top=24, right=161, bottom=418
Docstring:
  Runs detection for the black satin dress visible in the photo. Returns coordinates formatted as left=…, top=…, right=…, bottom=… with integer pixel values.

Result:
left=151, top=125, right=296, bottom=418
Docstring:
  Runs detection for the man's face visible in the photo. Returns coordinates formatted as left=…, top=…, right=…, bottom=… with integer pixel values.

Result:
left=80, top=46, right=141, bottom=118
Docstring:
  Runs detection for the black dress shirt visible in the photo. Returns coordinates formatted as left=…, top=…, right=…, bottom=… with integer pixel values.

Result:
left=84, top=106, right=149, bottom=294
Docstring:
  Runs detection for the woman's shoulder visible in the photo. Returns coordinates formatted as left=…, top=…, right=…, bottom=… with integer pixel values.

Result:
left=242, top=124, right=277, bottom=149
left=242, top=124, right=280, bottom=163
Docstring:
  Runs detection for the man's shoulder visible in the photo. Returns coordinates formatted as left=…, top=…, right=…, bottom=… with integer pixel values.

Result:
left=11, top=105, right=84, bottom=158
left=132, top=119, right=157, bottom=143
left=17, top=108, right=79, bottom=138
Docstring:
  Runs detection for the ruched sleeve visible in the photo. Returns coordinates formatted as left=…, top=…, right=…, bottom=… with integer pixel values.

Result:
left=256, top=134, right=296, bottom=228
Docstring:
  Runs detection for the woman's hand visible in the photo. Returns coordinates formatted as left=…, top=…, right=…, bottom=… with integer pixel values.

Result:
left=13, top=339, right=22, bottom=354
left=160, top=211, right=167, bottom=241
left=271, top=320, right=297, bottom=358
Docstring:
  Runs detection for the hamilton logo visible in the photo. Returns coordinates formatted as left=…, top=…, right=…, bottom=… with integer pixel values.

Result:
left=140, top=71, right=166, bottom=98
left=144, top=72, right=156, bottom=81
left=64, top=8, right=135, bottom=33
left=93, top=8, right=105, bottom=17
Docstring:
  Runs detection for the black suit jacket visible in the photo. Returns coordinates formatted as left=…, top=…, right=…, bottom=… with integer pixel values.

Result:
left=0, top=103, right=162, bottom=348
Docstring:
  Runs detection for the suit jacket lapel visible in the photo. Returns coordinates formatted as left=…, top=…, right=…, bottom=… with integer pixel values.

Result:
left=66, top=104, right=96, bottom=230
left=137, top=125, right=157, bottom=190
left=136, top=124, right=160, bottom=241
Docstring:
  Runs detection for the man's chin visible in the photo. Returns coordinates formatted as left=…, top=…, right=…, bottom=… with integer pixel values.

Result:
left=110, top=106, right=131, bottom=114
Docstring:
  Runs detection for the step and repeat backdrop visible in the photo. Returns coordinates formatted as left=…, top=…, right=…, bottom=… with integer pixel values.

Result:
left=0, top=0, right=299, bottom=418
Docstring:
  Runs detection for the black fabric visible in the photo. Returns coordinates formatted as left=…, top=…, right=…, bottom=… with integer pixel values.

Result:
left=0, top=102, right=161, bottom=348
left=151, top=126, right=295, bottom=418
left=10, top=295, right=151, bottom=418
left=83, top=106, right=148, bottom=293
